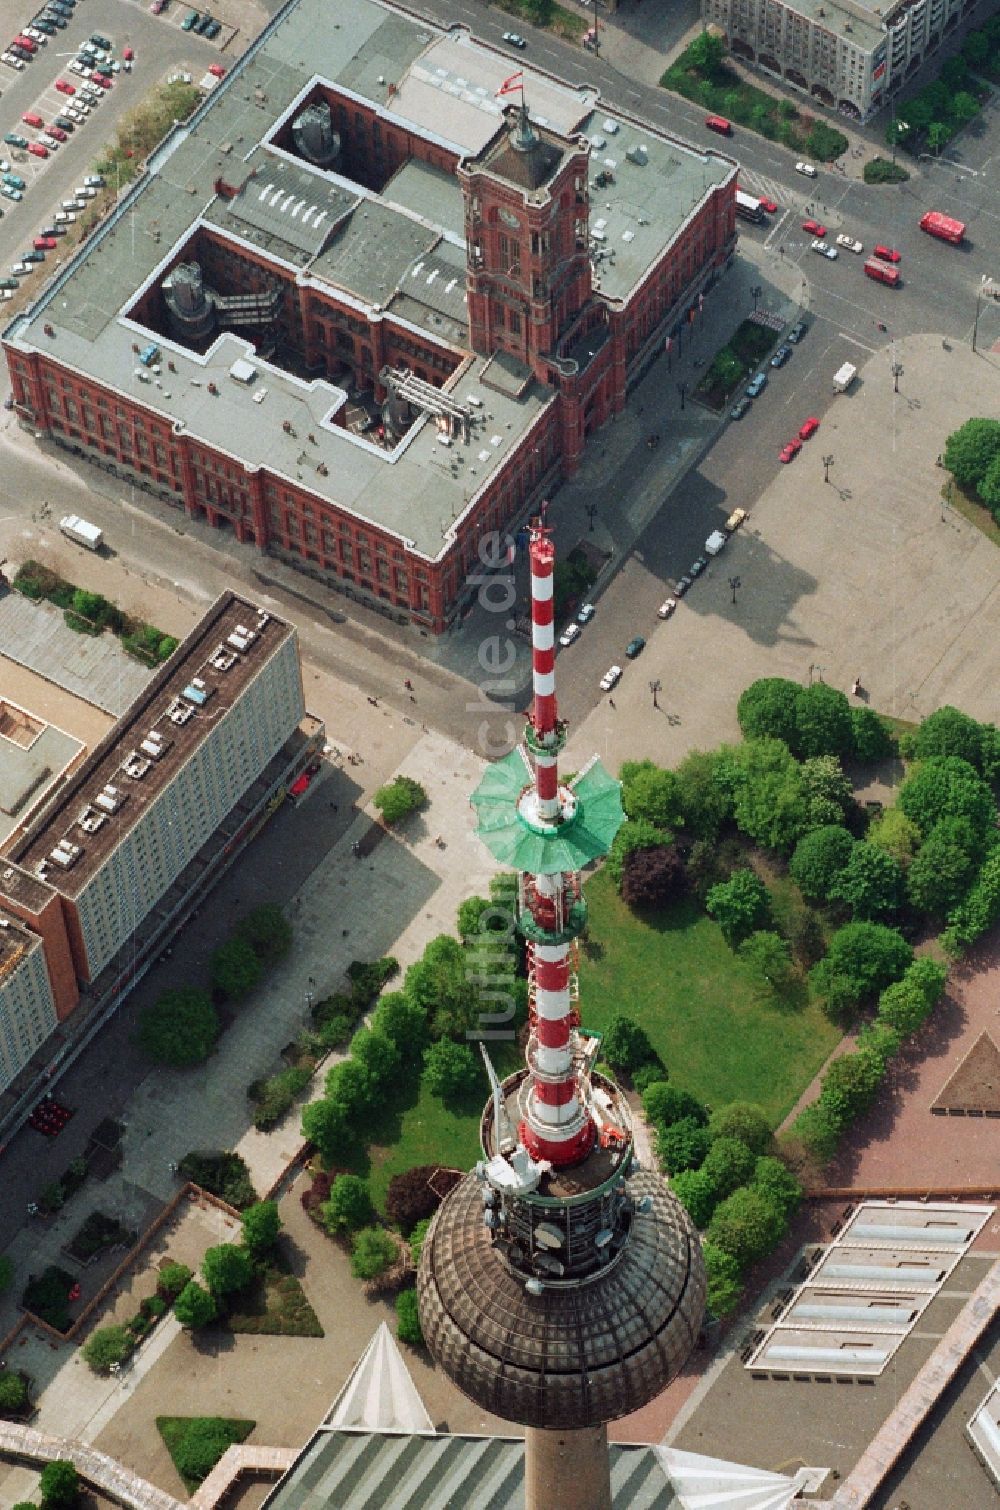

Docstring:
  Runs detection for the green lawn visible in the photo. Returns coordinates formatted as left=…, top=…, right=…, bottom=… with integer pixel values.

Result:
left=156, top=1417, right=255, bottom=1492
left=225, top=1246, right=323, bottom=1337
left=366, top=1039, right=522, bottom=1215
left=578, top=870, right=840, bottom=1123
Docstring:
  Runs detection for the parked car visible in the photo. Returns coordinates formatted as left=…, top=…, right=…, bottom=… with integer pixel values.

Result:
left=802, top=218, right=826, bottom=238
left=502, top=30, right=526, bottom=47
left=689, top=556, right=707, bottom=578
left=32, top=18, right=57, bottom=33
left=89, top=33, right=112, bottom=50
left=23, top=249, right=45, bottom=263
left=811, top=239, right=838, bottom=260
left=795, top=161, right=817, bottom=177
left=874, top=244, right=901, bottom=263
left=786, top=321, right=807, bottom=344
left=798, top=416, right=820, bottom=440
left=47, top=126, right=67, bottom=142
left=4, top=133, right=29, bottom=148
left=10, top=262, right=33, bottom=275
left=779, top=438, right=803, bottom=463
left=577, top=602, right=596, bottom=625
left=599, top=664, right=622, bottom=692
left=672, top=575, right=692, bottom=597
left=150, top=0, right=167, bottom=11
left=0, top=185, right=22, bottom=201
left=204, top=17, right=221, bottom=37
left=181, top=9, right=199, bottom=29
left=75, top=185, right=96, bottom=198
left=558, top=622, right=581, bottom=648
left=0, top=277, right=19, bottom=288
left=40, top=223, right=65, bottom=234
left=83, top=173, right=104, bottom=187
left=657, top=597, right=677, bottom=620
left=836, top=234, right=863, bottom=254
left=55, top=77, right=75, bottom=93
left=625, top=636, right=646, bottom=660
left=24, top=26, right=48, bottom=43
left=21, top=111, right=45, bottom=128
left=759, top=196, right=778, bottom=214
left=53, top=117, right=76, bottom=133
left=68, top=60, right=92, bottom=76
left=724, top=507, right=748, bottom=533
left=53, top=209, right=75, bottom=222
left=746, top=371, right=767, bottom=397
left=34, top=235, right=56, bottom=248
left=27, top=142, right=48, bottom=158
left=770, top=345, right=791, bottom=368
left=38, top=134, right=60, bottom=149
left=9, top=45, right=33, bottom=61
left=208, top=62, right=226, bottom=77
left=1, top=53, right=26, bottom=70
left=194, top=12, right=213, bottom=32
left=14, top=36, right=38, bottom=52
left=41, top=11, right=67, bottom=26
left=92, top=73, right=112, bottom=88
left=730, top=396, right=751, bottom=420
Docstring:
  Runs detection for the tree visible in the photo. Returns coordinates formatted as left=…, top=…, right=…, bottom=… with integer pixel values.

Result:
left=82, top=1324, right=133, bottom=1374
left=981, top=454, right=1000, bottom=511
left=700, top=1136, right=756, bottom=1199
left=158, top=1261, right=193, bottom=1300
left=738, top=930, right=794, bottom=993
left=209, top=937, right=263, bottom=1002
left=322, top=1174, right=374, bottom=1235
left=927, top=120, right=950, bottom=155
left=737, top=678, right=800, bottom=747
left=324, top=1058, right=376, bottom=1120
left=702, top=1240, right=743, bottom=1317
left=301, top=1095, right=352, bottom=1163
left=620, top=760, right=681, bottom=830
left=202, top=1243, right=253, bottom=1299
left=350, top=1227, right=398, bottom=1280
left=673, top=748, right=732, bottom=840
left=669, top=1168, right=718, bottom=1229
left=350, top=1027, right=402, bottom=1088
left=794, top=682, right=854, bottom=759
left=178, top=1150, right=256, bottom=1209
left=867, top=807, right=921, bottom=865
left=39, top=1461, right=80, bottom=1508
left=621, top=843, right=686, bottom=909
left=915, top=706, right=984, bottom=769
left=819, top=1047, right=886, bottom=1127
left=788, top=1100, right=841, bottom=1163
left=373, top=775, right=426, bottom=825
left=385, top=1166, right=459, bottom=1233
left=706, top=1185, right=787, bottom=1269
left=906, top=956, right=948, bottom=1007
left=643, top=1082, right=708, bottom=1130
left=687, top=29, right=725, bottom=75
left=809, top=921, right=913, bottom=1020
left=657, top=1116, right=712, bottom=1174
left=943, top=847, right=1000, bottom=955
left=240, top=1201, right=282, bottom=1258
left=962, top=29, right=991, bottom=67
left=831, top=841, right=904, bottom=920
left=876, top=978, right=933, bottom=1037
left=800, top=755, right=853, bottom=828
left=720, top=739, right=809, bottom=854
left=790, top=825, right=854, bottom=902
left=423, top=1039, right=480, bottom=1102
left=751, top=1156, right=802, bottom=1219
left=706, top=868, right=771, bottom=947
left=404, top=935, right=477, bottom=1040
left=457, top=895, right=492, bottom=941
left=943, top=417, right=1000, bottom=493
left=708, top=1102, right=773, bottom=1154
left=396, top=1288, right=424, bottom=1345
left=171, top=1419, right=253, bottom=1485
left=608, top=818, right=671, bottom=887
left=138, top=987, right=219, bottom=1067
left=851, top=706, right=896, bottom=760
left=907, top=816, right=980, bottom=916
left=371, top=991, right=429, bottom=1052
left=0, top=1371, right=29, bottom=1410
left=899, top=756, right=994, bottom=845
left=236, top=902, right=292, bottom=964
left=600, top=1013, right=656, bottom=1072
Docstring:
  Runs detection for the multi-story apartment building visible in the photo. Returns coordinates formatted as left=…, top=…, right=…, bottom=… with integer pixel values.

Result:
left=3, top=0, right=736, bottom=635
left=0, top=593, right=322, bottom=1114
left=702, top=0, right=976, bottom=121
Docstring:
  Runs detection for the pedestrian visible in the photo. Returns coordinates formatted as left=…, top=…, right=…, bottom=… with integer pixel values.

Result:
left=608, top=697, right=615, bottom=709
left=404, top=678, right=413, bottom=690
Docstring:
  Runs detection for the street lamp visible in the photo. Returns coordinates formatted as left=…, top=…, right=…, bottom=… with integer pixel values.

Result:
left=586, top=503, right=597, bottom=533
left=728, top=575, right=741, bottom=605
left=822, top=453, right=834, bottom=484
left=649, top=678, right=662, bottom=708
left=891, top=360, right=903, bottom=394
left=677, top=381, right=687, bottom=411
left=750, top=284, right=762, bottom=314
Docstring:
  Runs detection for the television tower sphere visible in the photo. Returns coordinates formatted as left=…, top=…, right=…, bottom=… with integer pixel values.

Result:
left=418, top=525, right=705, bottom=1498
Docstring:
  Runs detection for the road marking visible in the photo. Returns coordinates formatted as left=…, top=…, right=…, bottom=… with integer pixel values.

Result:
left=840, top=333, right=876, bottom=353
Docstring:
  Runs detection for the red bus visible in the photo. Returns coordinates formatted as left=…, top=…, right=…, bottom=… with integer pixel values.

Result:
left=705, top=115, right=732, bottom=136
left=919, top=211, right=965, bottom=244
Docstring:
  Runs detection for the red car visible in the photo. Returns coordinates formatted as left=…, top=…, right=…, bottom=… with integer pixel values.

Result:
left=779, top=438, right=803, bottom=464
left=21, top=111, right=44, bottom=128
left=802, top=218, right=827, bottom=238
left=92, top=73, right=112, bottom=88
left=55, top=79, right=75, bottom=94
left=48, top=125, right=67, bottom=141
left=150, top=0, right=166, bottom=11
left=34, top=236, right=57, bottom=249
left=799, top=417, right=820, bottom=441
left=14, top=36, right=37, bottom=52
left=760, top=197, right=778, bottom=214
left=27, top=142, right=48, bottom=158
left=208, top=63, right=226, bottom=78
left=874, top=244, right=901, bottom=263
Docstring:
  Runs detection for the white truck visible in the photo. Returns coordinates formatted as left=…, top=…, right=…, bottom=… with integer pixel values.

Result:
left=705, top=529, right=727, bottom=556
left=833, top=361, right=857, bottom=393
left=59, top=514, right=103, bottom=550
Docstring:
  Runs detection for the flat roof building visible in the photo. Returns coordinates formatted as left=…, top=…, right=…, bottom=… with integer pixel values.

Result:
left=4, top=0, right=736, bottom=634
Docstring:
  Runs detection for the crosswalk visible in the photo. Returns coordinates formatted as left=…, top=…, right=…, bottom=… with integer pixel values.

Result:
left=738, top=167, right=794, bottom=209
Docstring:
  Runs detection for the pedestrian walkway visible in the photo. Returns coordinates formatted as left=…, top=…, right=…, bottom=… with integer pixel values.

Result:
left=0, top=1421, right=183, bottom=1510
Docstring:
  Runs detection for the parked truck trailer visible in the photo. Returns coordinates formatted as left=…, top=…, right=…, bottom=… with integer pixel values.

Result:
left=59, top=514, right=103, bottom=550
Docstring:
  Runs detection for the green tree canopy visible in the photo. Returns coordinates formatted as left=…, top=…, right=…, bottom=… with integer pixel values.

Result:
left=0, top=1372, right=29, bottom=1409
left=669, top=1168, right=719, bottom=1229
left=202, top=1243, right=253, bottom=1299
left=423, top=1039, right=480, bottom=1102
left=404, top=935, right=478, bottom=1039
left=819, top=1047, right=885, bottom=1127
left=620, top=760, right=682, bottom=829
left=866, top=807, right=922, bottom=865
left=608, top=817, right=672, bottom=887
left=236, top=903, right=292, bottom=963
left=322, top=1175, right=374, bottom=1235
left=914, top=706, right=984, bottom=769
left=39, top=1460, right=81, bottom=1508
left=707, top=1102, right=773, bottom=1154
left=899, top=755, right=994, bottom=843
left=373, top=775, right=427, bottom=825
left=324, top=1058, right=376, bottom=1120
left=657, top=1116, right=712, bottom=1174
left=370, top=991, right=430, bottom=1052
left=396, top=1288, right=424, bottom=1346
left=240, top=1201, right=282, bottom=1258
left=672, top=748, right=733, bottom=840
left=138, top=987, right=219, bottom=1067
left=751, top=1156, right=802, bottom=1219
left=788, top=1100, right=841, bottom=1164
left=830, top=841, right=904, bottom=920
left=687, top=29, right=726, bottom=74
left=702, top=1240, right=744, bottom=1317
left=170, top=1418, right=254, bottom=1486
left=700, top=1136, right=757, bottom=1199
left=301, top=1095, right=352, bottom=1163
left=350, top=1227, right=398, bottom=1281
left=737, top=930, right=794, bottom=993
left=851, top=706, right=896, bottom=760
left=719, top=739, right=809, bottom=854
left=210, top=937, right=264, bottom=1002
left=789, top=825, right=854, bottom=902
left=350, top=1027, right=402, bottom=1088
left=800, top=755, right=853, bottom=828
left=809, top=921, right=913, bottom=1022
left=706, top=1185, right=787, bottom=1269
left=794, top=682, right=854, bottom=759
left=706, top=868, right=772, bottom=947
left=906, top=816, right=980, bottom=916
left=943, top=417, right=1000, bottom=494
left=600, top=1013, right=657, bottom=1072
left=456, top=895, right=492, bottom=941
left=642, top=1083, right=708, bottom=1130
left=82, top=1324, right=133, bottom=1374
left=736, top=678, right=800, bottom=747
left=173, top=1281, right=218, bottom=1330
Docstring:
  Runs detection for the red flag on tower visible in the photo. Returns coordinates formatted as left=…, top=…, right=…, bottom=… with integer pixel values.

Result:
left=497, top=72, right=524, bottom=97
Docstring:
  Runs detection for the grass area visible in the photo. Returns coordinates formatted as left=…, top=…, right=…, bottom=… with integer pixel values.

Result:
left=13, top=562, right=177, bottom=665
left=365, top=1039, right=522, bottom=1214
left=156, top=1417, right=255, bottom=1493
left=578, top=869, right=840, bottom=1123
left=695, top=318, right=778, bottom=410
left=945, top=481, right=1000, bottom=547
left=225, top=1247, right=323, bottom=1337
left=496, top=0, right=586, bottom=41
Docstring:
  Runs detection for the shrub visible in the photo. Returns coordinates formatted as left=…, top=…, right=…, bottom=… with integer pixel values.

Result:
left=809, top=921, right=913, bottom=1022
left=738, top=930, right=794, bottom=993
left=210, top=937, right=264, bottom=1002
left=706, top=866, right=773, bottom=947
left=322, top=1174, right=374, bottom=1235
left=179, top=1151, right=257, bottom=1209
left=82, top=1325, right=133, bottom=1375
left=385, top=1166, right=459, bottom=1234
left=819, top=1048, right=886, bottom=1128
left=751, top=1155, right=802, bottom=1219
left=202, top=1243, right=253, bottom=1299
left=241, top=1201, right=282, bottom=1258
left=943, top=417, right=1000, bottom=495
left=700, top=1137, right=756, bottom=1199
left=863, top=156, right=909, bottom=184
left=702, top=1241, right=743, bottom=1317
left=139, top=987, right=219, bottom=1067
left=600, top=1013, right=657, bottom=1073
left=374, top=775, right=426, bottom=825
left=252, top=1065, right=312, bottom=1131
left=396, top=1288, right=424, bottom=1346
left=168, top=1418, right=254, bottom=1487
left=620, top=761, right=682, bottom=829
left=706, top=1186, right=787, bottom=1269
left=350, top=1227, right=398, bottom=1280
left=235, top=903, right=293, bottom=964
left=670, top=1167, right=719, bottom=1229
left=631, top=1063, right=668, bottom=1096
left=707, top=1102, right=772, bottom=1154
left=787, top=1100, right=841, bottom=1163
left=158, top=1261, right=193, bottom=1300
left=608, top=818, right=671, bottom=887
left=643, top=1083, right=708, bottom=1130
left=409, top=1217, right=432, bottom=1268
left=39, top=1460, right=80, bottom=1508
left=173, top=1281, right=218, bottom=1330
left=142, top=1295, right=168, bottom=1320
left=420, top=1039, right=477, bottom=1103
left=315, top=1012, right=354, bottom=1050
left=621, top=843, right=687, bottom=909
left=657, top=1116, right=712, bottom=1174
left=0, top=1372, right=29, bottom=1411
left=22, top=1267, right=74, bottom=1332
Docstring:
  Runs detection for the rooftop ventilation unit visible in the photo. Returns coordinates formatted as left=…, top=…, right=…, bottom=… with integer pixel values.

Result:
left=603, top=118, right=620, bottom=135
left=183, top=677, right=216, bottom=707
left=256, top=611, right=270, bottom=628
left=209, top=645, right=238, bottom=672
left=227, top=625, right=257, bottom=652
left=35, top=861, right=50, bottom=880
left=140, top=729, right=167, bottom=760
left=77, top=806, right=107, bottom=834
left=94, top=784, right=126, bottom=814
left=122, top=751, right=151, bottom=780
left=50, top=841, right=82, bottom=869
left=168, top=700, right=194, bottom=726
left=626, top=144, right=648, bottom=166
left=229, top=358, right=257, bottom=384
